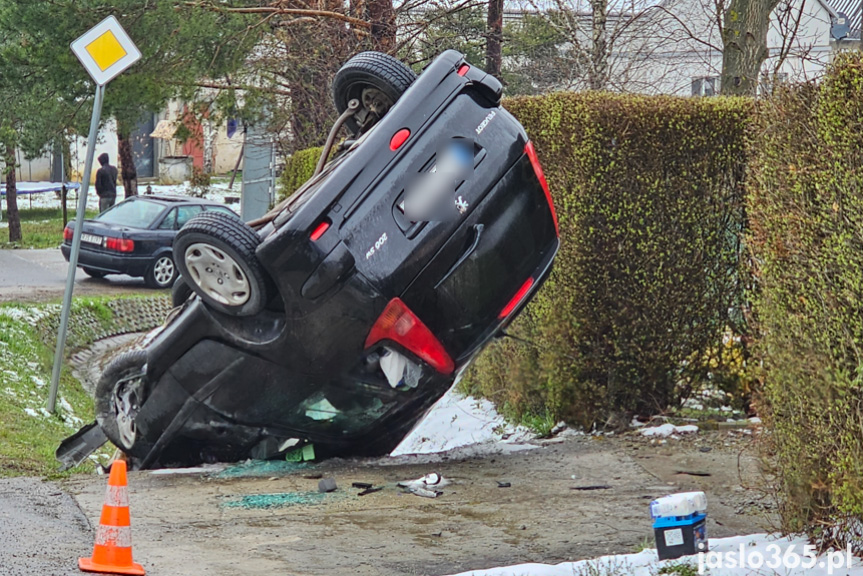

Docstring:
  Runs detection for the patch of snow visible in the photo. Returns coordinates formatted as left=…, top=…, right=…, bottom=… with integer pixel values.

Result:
left=749, top=417, right=762, bottom=424
left=630, top=417, right=646, bottom=428
left=640, top=423, right=699, bottom=437
left=390, top=387, right=535, bottom=457
left=446, top=533, right=862, bottom=575
left=682, top=398, right=704, bottom=410
left=0, top=305, right=54, bottom=323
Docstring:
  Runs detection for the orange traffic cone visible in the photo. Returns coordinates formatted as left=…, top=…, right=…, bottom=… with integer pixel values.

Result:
left=79, top=460, right=145, bottom=575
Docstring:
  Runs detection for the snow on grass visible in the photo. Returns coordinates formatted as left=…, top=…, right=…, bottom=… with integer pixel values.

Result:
left=446, top=533, right=861, bottom=575
left=390, top=387, right=535, bottom=457
left=0, top=305, right=57, bottom=323
left=0, top=304, right=86, bottom=432
left=640, top=423, right=699, bottom=438
left=19, top=181, right=239, bottom=213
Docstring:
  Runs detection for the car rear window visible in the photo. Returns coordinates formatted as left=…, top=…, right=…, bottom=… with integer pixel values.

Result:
left=97, top=198, right=166, bottom=228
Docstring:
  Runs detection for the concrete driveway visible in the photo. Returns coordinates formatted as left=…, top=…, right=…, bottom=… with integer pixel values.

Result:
left=0, top=249, right=159, bottom=302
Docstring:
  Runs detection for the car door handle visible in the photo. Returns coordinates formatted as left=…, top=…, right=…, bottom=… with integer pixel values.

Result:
left=435, top=224, right=484, bottom=289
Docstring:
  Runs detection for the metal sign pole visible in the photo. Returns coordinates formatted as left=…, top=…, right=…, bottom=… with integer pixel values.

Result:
left=47, top=84, right=105, bottom=413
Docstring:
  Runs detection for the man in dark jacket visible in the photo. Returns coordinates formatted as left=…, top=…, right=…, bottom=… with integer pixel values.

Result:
left=95, top=153, right=118, bottom=212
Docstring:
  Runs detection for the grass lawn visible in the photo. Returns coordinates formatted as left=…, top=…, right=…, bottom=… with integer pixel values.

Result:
left=0, top=301, right=110, bottom=478
left=0, top=206, right=98, bottom=250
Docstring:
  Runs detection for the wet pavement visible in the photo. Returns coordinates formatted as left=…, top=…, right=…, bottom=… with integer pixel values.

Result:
left=0, top=249, right=158, bottom=302
left=0, top=477, right=93, bottom=576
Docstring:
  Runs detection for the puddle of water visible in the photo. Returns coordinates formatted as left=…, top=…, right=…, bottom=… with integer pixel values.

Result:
left=222, top=491, right=328, bottom=510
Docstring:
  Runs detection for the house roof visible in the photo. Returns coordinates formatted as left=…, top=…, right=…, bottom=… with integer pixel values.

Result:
left=827, top=0, right=862, bottom=38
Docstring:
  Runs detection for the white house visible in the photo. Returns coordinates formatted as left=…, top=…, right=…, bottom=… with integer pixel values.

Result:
left=500, top=0, right=861, bottom=96
left=636, top=0, right=861, bottom=96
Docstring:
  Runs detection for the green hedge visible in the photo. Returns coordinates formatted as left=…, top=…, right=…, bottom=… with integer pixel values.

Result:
left=279, top=146, right=323, bottom=201
left=748, top=54, right=863, bottom=551
left=462, top=93, right=751, bottom=429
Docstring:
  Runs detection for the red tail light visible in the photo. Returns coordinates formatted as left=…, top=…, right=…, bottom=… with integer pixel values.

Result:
left=310, top=220, right=330, bottom=241
left=525, top=141, right=558, bottom=236
left=365, top=298, right=455, bottom=374
left=105, top=237, right=135, bottom=253
left=63, top=226, right=73, bottom=242
left=499, top=277, right=534, bottom=319
left=457, top=64, right=470, bottom=76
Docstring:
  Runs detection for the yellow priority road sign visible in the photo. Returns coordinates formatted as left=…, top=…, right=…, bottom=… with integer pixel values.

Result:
left=71, top=16, right=141, bottom=86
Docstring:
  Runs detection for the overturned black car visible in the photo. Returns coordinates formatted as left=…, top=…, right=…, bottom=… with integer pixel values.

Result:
left=59, top=50, right=559, bottom=470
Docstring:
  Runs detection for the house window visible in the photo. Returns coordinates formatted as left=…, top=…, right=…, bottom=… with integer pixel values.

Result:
left=760, top=72, right=789, bottom=94
left=692, top=76, right=720, bottom=96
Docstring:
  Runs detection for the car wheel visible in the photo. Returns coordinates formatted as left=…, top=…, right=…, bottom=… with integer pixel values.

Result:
left=96, top=350, right=149, bottom=455
left=145, top=254, right=178, bottom=289
left=173, top=214, right=271, bottom=316
left=171, top=275, right=194, bottom=307
left=82, top=267, right=107, bottom=279
left=333, top=51, right=417, bottom=134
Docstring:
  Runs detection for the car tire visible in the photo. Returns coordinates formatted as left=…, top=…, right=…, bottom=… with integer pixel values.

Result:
left=333, top=51, right=417, bottom=134
left=173, top=214, right=271, bottom=316
left=95, top=350, right=149, bottom=457
left=82, top=267, right=107, bottom=279
left=145, top=254, right=178, bottom=289
left=171, top=275, right=194, bottom=307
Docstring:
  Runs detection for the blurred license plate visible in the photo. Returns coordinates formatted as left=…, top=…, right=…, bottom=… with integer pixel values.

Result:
left=81, top=233, right=102, bottom=245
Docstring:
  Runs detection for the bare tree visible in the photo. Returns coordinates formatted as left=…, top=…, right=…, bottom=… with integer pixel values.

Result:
left=589, top=0, right=608, bottom=89
left=510, top=0, right=677, bottom=93
left=117, top=129, right=138, bottom=198
left=3, top=151, right=21, bottom=243
left=487, top=0, right=504, bottom=78
left=720, top=0, right=782, bottom=94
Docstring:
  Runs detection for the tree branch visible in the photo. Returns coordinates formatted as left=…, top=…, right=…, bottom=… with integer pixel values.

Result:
left=181, top=1, right=372, bottom=29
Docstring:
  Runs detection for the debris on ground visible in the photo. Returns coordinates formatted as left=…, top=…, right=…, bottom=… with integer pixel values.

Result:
left=318, top=478, right=338, bottom=493
left=285, top=444, right=316, bottom=462
left=407, top=486, right=441, bottom=499
left=357, top=486, right=383, bottom=496
left=222, top=492, right=328, bottom=510
left=398, top=472, right=448, bottom=498
left=398, top=472, right=448, bottom=489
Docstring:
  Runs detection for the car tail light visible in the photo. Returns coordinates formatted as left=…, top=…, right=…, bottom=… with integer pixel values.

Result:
left=499, top=277, right=534, bottom=319
left=105, top=237, right=135, bottom=253
left=457, top=64, right=470, bottom=76
left=525, top=141, right=558, bottom=236
left=365, top=298, right=455, bottom=374
left=310, top=219, right=330, bottom=241
left=63, top=226, right=73, bottom=242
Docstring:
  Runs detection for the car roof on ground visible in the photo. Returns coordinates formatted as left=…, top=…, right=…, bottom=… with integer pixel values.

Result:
left=133, top=194, right=223, bottom=206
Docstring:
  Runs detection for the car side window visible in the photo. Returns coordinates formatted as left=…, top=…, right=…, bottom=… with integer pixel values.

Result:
left=205, top=206, right=237, bottom=217
left=176, top=205, right=204, bottom=229
left=158, top=208, right=177, bottom=230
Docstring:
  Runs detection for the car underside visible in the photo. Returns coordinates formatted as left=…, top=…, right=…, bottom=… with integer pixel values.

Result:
left=57, top=49, right=559, bottom=470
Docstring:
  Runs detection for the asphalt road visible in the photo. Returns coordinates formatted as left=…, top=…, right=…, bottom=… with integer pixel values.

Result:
left=0, top=248, right=160, bottom=302
left=0, top=477, right=93, bottom=576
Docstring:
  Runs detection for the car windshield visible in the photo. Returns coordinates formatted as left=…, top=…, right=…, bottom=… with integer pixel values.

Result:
left=96, top=198, right=166, bottom=228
